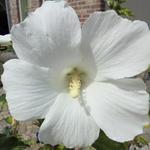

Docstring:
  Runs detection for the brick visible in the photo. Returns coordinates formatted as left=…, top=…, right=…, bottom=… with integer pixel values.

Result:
left=67, top=0, right=105, bottom=24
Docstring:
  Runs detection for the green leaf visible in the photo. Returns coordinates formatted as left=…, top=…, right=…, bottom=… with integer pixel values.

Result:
left=0, top=94, right=7, bottom=110
left=0, top=134, right=29, bottom=150
left=0, top=94, right=5, bottom=101
left=135, top=136, right=149, bottom=147
left=24, top=139, right=36, bottom=146
left=42, top=144, right=52, bottom=150
left=119, top=0, right=127, bottom=4
left=57, top=145, right=65, bottom=150
left=92, top=131, right=127, bottom=150
left=106, top=0, right=134, bottom=17
left=118, top=8, right=134, bottom=17
left=3, top=127, right=13, bottom=137
left=5, top=116, right=13, bottom=125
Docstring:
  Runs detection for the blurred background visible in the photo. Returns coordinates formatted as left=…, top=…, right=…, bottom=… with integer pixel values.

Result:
left=124, top=0, right=150, bottom=26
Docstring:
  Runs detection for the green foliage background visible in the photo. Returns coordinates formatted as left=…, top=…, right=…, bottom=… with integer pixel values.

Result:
left=106, top=0, right=134, bottom=17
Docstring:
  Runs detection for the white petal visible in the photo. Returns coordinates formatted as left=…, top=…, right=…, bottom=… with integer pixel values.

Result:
left=39, top=93, right=99, bottom=148
left=0, top=34, right=11, bottom=45
left=1, top=59, right=59, bottom=121
left=11, top=1, right=81, bottom=68
left=82, top=10, right=150, bottom=80
left=85, top=78, right=149, bottom=142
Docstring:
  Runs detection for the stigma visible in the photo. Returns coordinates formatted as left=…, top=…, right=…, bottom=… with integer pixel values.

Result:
left=67, top=68, right=83, bottom=98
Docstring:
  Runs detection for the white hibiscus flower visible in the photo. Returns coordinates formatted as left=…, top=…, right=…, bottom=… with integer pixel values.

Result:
left=0, top=34, right=11, bottom=46
left=1, top=0, right=150, bottom=148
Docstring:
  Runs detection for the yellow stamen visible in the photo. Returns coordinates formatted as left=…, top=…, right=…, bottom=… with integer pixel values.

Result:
left=67, top=68, right=82, bottom=98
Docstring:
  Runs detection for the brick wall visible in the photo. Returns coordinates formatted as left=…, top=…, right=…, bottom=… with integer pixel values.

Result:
left=67, top=0, right=105, bottom=23
left=28, top=0, right=43, bottom=12
left=9, top=0, right=105, bottom=25
left=9, top=0, right=42, bottom=24
left=9, top=0, right=20, bottom=24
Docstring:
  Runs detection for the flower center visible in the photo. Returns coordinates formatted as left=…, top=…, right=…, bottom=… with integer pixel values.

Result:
left=67, top=68, right=84, bottom=98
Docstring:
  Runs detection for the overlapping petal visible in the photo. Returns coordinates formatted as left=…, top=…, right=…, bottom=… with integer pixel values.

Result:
left=85, top=78, right=149, bottom=142
left=1, top=59, right=59, bottom=120
left=11, top=1, right=81, bottom=69
left=39, top=93, right=99, bottom=148
left=82, top=10, right=150, bottom=80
